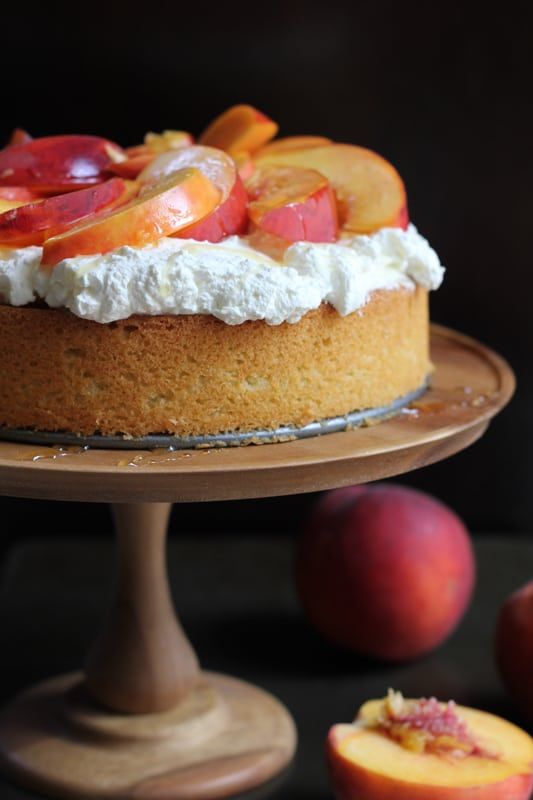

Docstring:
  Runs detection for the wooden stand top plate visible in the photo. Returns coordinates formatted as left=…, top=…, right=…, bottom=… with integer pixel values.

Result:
left=0, top=325, right=515, bottom=504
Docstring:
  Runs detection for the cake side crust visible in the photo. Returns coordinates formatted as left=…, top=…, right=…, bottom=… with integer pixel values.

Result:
left=0, top=287, right=430, bottom=437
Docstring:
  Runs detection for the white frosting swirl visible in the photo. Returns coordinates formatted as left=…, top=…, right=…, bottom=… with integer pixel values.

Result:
left=0, top=225, right=444, bottom=325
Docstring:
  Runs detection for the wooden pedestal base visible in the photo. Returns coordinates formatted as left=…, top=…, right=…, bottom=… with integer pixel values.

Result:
left=0, top=671, right=296, bottom=800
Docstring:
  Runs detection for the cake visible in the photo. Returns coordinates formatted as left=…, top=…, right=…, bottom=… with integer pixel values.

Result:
left=0, top=106, right=444, bottom=442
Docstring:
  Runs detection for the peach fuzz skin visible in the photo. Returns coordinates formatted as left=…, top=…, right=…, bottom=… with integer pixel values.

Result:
left=327, top=706, right=533, bottom=800
left=294, top=485, right=475, bottom=661
left=496, top=580, right=533, bottom=721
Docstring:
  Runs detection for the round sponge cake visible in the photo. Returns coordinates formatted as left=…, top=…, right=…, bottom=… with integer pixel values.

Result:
left=0, top=286, right=429, bottom=438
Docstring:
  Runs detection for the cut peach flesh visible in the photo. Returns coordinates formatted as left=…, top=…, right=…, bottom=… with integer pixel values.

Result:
left=232, top=151, right=255, bottom=181
left=199, top=104, right=278, bottom=155
left=0, top=178, right=131, bottom=247
left=328, top=704, right=533, bottom=800
left=257, top=135, right=332, bottom=157
left=41, top=168, right=220, bottom=266
left=256, top=143, right=407, bottom=234
left=247, top=165, right=338, bottom=242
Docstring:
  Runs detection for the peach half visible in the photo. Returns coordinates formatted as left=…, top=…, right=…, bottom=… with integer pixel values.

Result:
left=327, top=691, right=533, bottom=800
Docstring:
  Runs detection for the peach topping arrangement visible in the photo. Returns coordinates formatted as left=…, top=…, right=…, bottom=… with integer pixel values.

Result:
left=0, top=105, right=408, bottom=265
left=328, top=690, right=533, bottom=800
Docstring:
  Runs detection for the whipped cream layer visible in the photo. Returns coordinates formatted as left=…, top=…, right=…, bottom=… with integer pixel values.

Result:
left=0, top=225, right=444, bottom=325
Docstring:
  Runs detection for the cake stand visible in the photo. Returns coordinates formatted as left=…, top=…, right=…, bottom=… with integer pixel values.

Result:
left=0, top=325, right=514, bottom=800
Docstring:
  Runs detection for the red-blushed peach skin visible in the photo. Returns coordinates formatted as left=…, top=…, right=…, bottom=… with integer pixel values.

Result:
left=294, top=485, right=475, bottom=661
left=327, top=704, right=533, bottom=800
left=246, top=164, right=338, bottom=242
left=496, top=580, right=533, bottom=721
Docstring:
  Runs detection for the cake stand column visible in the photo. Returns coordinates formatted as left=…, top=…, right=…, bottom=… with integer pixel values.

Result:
left=0, top=501, right=297, bottom=800
left=86, top=502, right=199, bottom=713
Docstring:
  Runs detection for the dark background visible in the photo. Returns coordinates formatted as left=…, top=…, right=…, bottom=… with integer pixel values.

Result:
left=0, top=0, right=532, bottom=545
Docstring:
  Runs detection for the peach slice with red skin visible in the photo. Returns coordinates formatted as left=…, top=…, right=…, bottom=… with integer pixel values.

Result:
left=199, top=104, right=278, bottom=155
left=246, top=164, right=338, bottom=242
left=0, top=135, right=125, bottom=193
left=256, top=143, right=407, bottom=234
left=108, top=154, right=154, bottom=179
left=41, top=168, right=220, bottom=266
left=232, top=151, right=255, bottom=181
left=327, top=692, right=533, bottom=800
left=0, top=178, right=132, bottom=247
left=139, top=145, right=248, bottom=242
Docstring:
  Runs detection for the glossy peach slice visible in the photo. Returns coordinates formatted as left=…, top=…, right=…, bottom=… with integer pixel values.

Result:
left=257, top=135, right=332, bottom=157
left=0, top=178, right=132, bottom=247
left=246, top=164, right=338, bottom=242
left=0, top=135, right=126, bottom=193
left=139, top=145, right=248, bottom=242
left=199, top=105, right=278, bottom=155
left=256, top=143, right=407, bottom=234
left=108, top=154, right=155, bottom=179
left=41, top=168, right=220, bottom=265
left=327, top=693, right=533, bottom=800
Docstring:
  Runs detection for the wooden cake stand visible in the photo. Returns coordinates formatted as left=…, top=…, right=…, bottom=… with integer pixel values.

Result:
left=0, top=325, right=515, bottom=800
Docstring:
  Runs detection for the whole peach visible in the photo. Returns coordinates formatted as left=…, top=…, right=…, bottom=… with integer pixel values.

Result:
left=294, top=484, right=475, bottom=661
left=496, top=580, right=533, bottom=720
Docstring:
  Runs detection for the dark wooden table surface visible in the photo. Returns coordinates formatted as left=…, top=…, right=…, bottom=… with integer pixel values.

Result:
left=0, top=532, right=531, bottom=799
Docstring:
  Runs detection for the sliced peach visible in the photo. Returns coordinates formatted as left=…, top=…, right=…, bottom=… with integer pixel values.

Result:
left=41, top=168, right=220, bottom=265
left=327, top=692, right=533, bottom=800
left=177, top=176, right=248, bottom=242
left=199, top=104, right=278, bottom=155
left=257, top=135, right=332, bottom=157
left=0, top=135, right=126, bottom=193
left=7, top=128, right=32, bottom=147
left=0, top=186, right=42, bottom=202
left=108, top=153, right=155, bottom=179
left=0, top=178, right=132, bottom=247
left=246, top=164, right=338, bottom=242
left=139, top=145, right=248, bottom=242
left=256, top=143, right=407, bottom=234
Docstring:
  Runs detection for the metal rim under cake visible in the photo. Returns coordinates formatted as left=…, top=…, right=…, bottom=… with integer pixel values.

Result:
left=0, top=383, right=426, bottom=450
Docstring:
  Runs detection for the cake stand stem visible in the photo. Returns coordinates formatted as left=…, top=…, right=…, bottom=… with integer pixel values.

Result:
left=85, top=502, right=200, bottom=713
left=0, top=501, right=297, bottom=799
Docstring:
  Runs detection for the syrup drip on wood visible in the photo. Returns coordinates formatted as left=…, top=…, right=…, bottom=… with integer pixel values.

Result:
left=116, top=448, right=223, bottom=467
left=401, top=386, right=492, bottom=420
left=18, top=445, right=90, bottom=462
